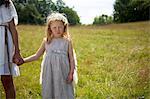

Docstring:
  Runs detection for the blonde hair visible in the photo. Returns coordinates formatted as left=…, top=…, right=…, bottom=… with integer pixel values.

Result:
left=46, top=12, right=71, bottom=44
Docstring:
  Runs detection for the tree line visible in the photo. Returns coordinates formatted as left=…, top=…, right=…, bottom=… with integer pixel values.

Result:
left=13, top=0, right=80, bottom=25
left=93, top=0, right=150, bottom=25
left=13, top=0, right=149, bottom=25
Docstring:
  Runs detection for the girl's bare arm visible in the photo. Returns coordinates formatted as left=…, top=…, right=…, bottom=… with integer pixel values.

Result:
left=24, top=40, right=45, bottom=63
left=67, top=40, right=75, bottom=83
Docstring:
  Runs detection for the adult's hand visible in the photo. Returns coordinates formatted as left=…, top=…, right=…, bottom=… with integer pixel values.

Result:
left=13, top=52, right=24, bottom=66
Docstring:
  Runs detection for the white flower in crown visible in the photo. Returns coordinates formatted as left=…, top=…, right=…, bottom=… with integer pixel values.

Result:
left=47, top=12, right=68, bottom=25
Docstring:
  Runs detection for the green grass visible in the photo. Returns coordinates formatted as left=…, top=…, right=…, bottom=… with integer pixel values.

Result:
left=0, top=21, right=150, bottom=99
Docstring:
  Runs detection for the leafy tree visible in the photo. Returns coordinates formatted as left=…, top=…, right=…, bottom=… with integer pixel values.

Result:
left=113, top=0, right=150, bottom=23
left=113, top=0, right=132, bottom=22
left=17, top=4, right=44, bottom=24
left=60, top=7, right=80, bottom=25
left=36, top=0, right=56, bottom=18
left=93, top=14, right=113, bottom=25
left=14, top=0, right=55, bottom=24
left=130, top=0, right=150, bottom=21
left=56, top=0, right=65, bottom=11
left=55, top=0, right=80, bottom=25
left=13, top=0, right=80, bottom=25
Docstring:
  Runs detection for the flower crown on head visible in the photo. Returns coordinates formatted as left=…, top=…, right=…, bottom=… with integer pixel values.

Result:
left=47, top=12, right=68, bottom=25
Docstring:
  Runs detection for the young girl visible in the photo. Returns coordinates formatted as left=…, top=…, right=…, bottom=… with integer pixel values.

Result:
left=0, top=0, right=23, bottom=98
left=24, top=13, right=75, bottom=99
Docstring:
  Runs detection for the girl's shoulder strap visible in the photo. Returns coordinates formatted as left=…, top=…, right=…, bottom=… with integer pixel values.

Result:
left=43, top=38, right=47, bottom=45
left=43, top=37, right=47, bottom=42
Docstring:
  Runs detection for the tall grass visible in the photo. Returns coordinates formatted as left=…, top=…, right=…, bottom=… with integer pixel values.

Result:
left=0, top=21, right=149, bottom=99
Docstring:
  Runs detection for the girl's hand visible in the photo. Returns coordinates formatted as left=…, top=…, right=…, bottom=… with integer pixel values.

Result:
left=66, top=72, right=73, bottom=83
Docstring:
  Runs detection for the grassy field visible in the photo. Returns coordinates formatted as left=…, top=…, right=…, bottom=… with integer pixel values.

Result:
left=0, top=21, right=150, bottom=99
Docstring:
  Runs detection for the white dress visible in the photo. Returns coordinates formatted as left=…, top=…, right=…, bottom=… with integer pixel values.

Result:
left=40, top=38, right=74, bottom=99
left=0, top=0, right=20, bottom=76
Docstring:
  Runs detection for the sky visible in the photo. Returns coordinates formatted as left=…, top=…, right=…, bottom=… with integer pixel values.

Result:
left=53, top=0, right=116, bottom=24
